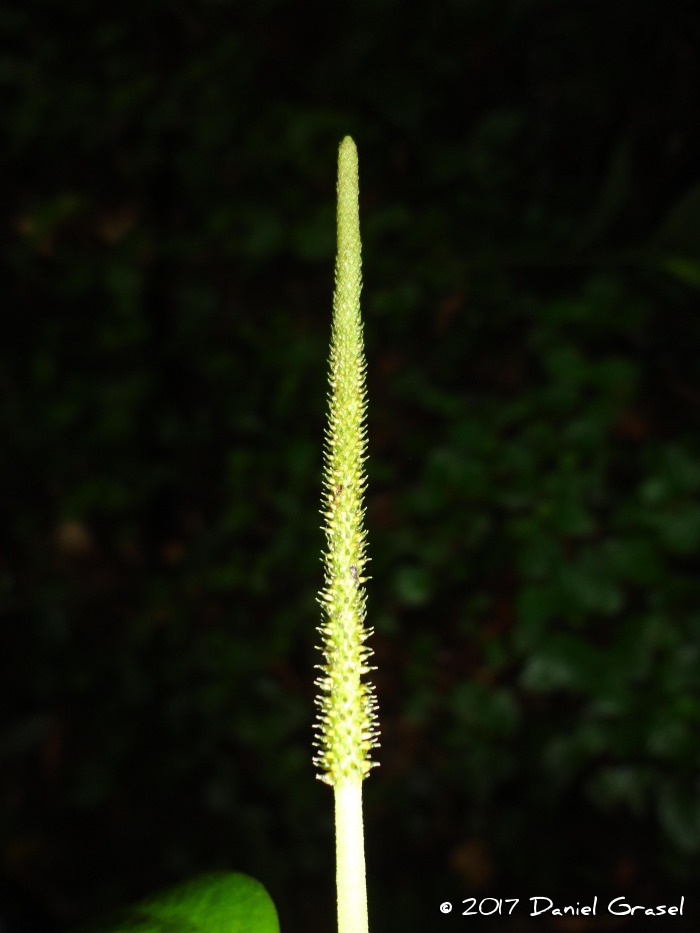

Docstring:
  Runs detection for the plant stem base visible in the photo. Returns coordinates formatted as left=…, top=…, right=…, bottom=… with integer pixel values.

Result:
left=334, top=779, right=368, bottom=933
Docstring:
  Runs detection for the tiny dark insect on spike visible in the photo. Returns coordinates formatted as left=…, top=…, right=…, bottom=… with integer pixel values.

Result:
left=335, top=484, right=343, bottom=497
left=350, top=564, right=358, bottom=581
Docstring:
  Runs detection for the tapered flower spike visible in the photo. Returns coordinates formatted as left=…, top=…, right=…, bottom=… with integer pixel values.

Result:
left=313, top=136, right=379, bottom=933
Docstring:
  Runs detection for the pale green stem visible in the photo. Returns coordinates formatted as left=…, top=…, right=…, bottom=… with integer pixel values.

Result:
left=334, top=779, right=368, bottom=933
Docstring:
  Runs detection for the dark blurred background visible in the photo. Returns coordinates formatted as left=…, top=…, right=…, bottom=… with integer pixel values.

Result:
left=2, top=1, right=700, bottom=932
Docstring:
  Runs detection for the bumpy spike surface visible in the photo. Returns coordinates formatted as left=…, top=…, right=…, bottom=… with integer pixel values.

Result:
left=313, top=136, right=379, bottom=788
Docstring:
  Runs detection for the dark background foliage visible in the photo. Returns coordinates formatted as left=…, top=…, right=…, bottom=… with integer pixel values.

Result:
left=2, top=0, right=700, bottom=931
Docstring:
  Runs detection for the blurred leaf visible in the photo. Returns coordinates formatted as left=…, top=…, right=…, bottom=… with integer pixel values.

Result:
left=658, top=786, right=700, bottom=853
left=586, top=766, right=649, bottom=815
left=514, top=584, right=556, bottom=650
left=75, top=873, right=280, bottom=933
left=450, top=682, right=518, bottom=737
left=655, top=256, right=700, bottom=288
left=559, top=552, right=623, bottom=616
left=393, top=565, right=432, bottom=606
left=648, top=181, right=700, bottom=287
left=649, top=506, right=700, bottom=555
left=520, top=635, right=601, bottom=693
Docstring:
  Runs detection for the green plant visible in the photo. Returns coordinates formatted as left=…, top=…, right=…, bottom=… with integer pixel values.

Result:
left=314, top=136, right=379, bottom=933
left=74, top=873, right=279, bottom=933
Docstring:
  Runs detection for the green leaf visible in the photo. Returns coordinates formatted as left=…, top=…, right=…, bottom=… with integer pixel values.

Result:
left=74, top=872, right=280, bottom=933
